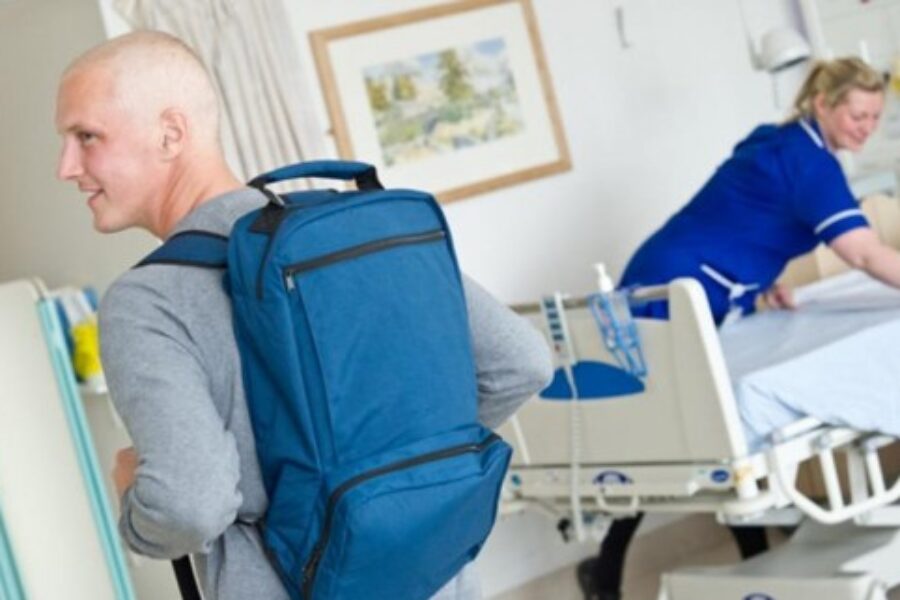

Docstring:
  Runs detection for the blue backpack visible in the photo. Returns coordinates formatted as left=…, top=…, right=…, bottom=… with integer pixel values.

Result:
left=138, top=161, right=511, bottom=600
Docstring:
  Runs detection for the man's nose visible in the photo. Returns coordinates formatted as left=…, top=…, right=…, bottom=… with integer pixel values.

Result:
left=56, top=141, right=83, bottom=181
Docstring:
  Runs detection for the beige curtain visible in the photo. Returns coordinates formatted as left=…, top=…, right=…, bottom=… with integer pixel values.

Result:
left=113, top=0, right=325, bottom=181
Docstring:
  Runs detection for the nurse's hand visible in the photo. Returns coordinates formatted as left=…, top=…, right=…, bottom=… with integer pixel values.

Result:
left=760, top=283, right=796, bottom=311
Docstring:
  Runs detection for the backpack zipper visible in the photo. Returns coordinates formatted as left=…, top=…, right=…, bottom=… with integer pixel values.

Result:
left=300, top=433, right=500, bottom=597
left=252, top=191, right=341, bottom=299
left=283, top=229, right=445, bottom=290
left=254, top=521, right=295, bottom=591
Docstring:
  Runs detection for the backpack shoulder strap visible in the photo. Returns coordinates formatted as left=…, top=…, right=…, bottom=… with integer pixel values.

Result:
left=132, top=229, right=227, bottom=600
left=135, top=230, right=228, bottom=269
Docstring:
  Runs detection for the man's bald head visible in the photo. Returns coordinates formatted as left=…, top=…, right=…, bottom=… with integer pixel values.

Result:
left=62, top=30, right=221, bottom=148
left=56, top=30, right=241, bottom=238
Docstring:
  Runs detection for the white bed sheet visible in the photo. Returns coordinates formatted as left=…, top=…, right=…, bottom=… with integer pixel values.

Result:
left=718, top=270, right=900, bottom=451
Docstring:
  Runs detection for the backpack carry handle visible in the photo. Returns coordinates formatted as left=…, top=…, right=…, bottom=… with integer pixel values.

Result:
left=247, top=161, right=384, bottom=201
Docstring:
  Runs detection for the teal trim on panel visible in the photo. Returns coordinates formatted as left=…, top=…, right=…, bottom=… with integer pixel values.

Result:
left=0, top=501, right=24, bottom=600
left=37, top=300, right=136, bottom=600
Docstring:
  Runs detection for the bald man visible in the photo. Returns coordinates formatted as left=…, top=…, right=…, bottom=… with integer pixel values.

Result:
left=55, top=31, right=551, bottom=600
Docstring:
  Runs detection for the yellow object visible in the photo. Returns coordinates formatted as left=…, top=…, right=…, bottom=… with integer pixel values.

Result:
left=891, top=58, right=900, bottom=96
left=72, top=319, right=103, bottom=382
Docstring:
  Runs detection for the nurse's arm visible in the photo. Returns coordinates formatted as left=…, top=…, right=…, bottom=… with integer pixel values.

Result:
left=829, top=227, right=900, bottom=287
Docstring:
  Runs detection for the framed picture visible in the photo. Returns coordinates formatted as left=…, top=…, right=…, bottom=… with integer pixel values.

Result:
left=309, top=0, right=571, bottom=203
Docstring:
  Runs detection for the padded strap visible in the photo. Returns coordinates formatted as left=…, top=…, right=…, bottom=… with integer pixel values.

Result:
left=139, top=233, right=224, bottom=597
left=135, top=230, right=228, bottom=269
left=171, top=556, right=202, bottom=600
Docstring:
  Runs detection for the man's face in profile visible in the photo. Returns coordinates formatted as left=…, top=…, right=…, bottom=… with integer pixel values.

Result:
left=56, top=66, right=164, bottom=234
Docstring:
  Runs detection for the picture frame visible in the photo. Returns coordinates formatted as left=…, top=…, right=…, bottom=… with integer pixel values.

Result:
left=309, top=0, right=571, bottom=203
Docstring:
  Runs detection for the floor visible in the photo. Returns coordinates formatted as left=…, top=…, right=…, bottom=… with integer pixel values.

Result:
left=493, top=515, right=900, bottom=600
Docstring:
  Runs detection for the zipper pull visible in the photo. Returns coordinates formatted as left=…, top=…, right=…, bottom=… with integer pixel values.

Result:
left=285, top=275, right=295, bottom=291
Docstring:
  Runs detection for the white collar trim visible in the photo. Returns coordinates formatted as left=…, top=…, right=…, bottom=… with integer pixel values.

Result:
left=799, top=119, right=825, bottom=149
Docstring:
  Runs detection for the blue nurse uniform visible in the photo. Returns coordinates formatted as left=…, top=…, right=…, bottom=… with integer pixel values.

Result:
left=620, top=119, right=869, bottom=324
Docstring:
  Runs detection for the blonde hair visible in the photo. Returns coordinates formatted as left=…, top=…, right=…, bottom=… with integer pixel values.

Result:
left=789, top=57, right=885, bottom=121
left=63, top=30, right=221, bottom=147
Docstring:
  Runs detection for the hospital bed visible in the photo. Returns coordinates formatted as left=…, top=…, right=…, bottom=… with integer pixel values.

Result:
left=500, top=271, right=900, bottom=600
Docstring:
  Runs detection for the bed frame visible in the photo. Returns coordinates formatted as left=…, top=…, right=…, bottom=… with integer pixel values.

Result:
left=500, top=278, right=900, bottom=599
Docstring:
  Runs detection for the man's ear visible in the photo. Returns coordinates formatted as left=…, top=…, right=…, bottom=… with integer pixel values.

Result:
left=159, top=108, right=188, bottom=159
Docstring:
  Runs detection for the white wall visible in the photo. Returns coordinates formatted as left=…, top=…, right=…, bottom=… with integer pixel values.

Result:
left=282, top=0, right=801, bottom=304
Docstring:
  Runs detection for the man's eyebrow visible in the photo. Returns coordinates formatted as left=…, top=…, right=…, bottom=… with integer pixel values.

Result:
left=58, top=121, right=83, bottom=134
left=62, top=122, right=99, bottom=135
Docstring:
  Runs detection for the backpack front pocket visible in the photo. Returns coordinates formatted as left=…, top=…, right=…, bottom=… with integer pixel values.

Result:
left=302, top=429, right=510, bottom=600
left=284, top=227, right=478, bottom=464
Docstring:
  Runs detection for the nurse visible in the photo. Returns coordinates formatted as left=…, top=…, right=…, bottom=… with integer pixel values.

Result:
left=580, top=57, right=899, bottom=600
left=622, top=56, right=897, bottom=326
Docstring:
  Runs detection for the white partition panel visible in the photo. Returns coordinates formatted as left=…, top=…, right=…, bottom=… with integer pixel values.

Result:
left=0, top=280, right=123, bottom=599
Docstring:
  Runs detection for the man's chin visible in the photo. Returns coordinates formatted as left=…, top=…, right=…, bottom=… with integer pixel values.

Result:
left=92, top=217, right=127, bottom=234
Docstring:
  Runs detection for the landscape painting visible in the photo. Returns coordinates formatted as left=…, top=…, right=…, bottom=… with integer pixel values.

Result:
left=362, top=38, right=525, bottom=167
left=310, top=0, right=571, bottom=202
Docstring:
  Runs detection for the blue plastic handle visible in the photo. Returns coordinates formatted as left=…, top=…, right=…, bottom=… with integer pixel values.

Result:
left=248, top=160, right=377, bottom=187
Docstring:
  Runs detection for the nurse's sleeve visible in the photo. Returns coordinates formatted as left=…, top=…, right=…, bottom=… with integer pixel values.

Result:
left=462, top=275, right=554, bottom=429
left=789, top=153, right=868, bottom=243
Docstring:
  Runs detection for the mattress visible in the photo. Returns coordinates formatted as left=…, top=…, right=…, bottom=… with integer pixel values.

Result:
left=719, top=270, right=900, bottom=450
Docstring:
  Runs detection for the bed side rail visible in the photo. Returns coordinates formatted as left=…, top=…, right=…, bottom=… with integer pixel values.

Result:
left=509, top=283, right=671, bottom=315
left=766, top=418, right=900, bottom=524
